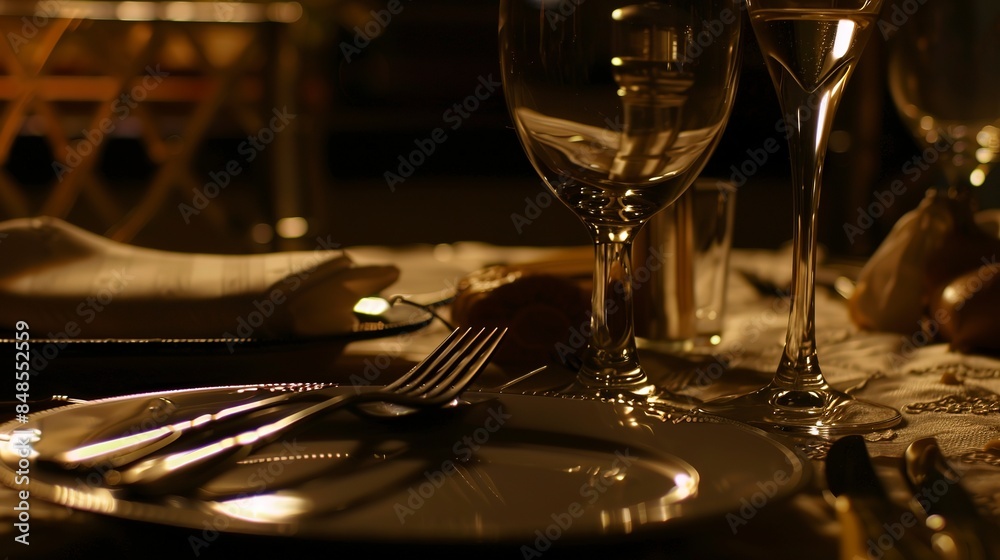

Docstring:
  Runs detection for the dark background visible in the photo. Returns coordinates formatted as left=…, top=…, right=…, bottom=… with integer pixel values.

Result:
left=2, top=0, right=996, bottom=257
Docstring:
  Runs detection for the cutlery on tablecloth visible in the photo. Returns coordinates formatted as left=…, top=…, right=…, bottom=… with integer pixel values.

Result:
left=826, top=435, right=937, bottom=560
left=903, top=438, right=1000, bottom=560
left=30, top=327, right=504, bottom=493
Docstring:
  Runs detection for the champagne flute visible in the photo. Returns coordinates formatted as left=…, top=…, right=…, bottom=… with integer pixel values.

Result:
left=888, top=1, right=1000, bottom=199
left=499, top=0, right=742, bottom=391
left=701, top=0, right=902, bottom=433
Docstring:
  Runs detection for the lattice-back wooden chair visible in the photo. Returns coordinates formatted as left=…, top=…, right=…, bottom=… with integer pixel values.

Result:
left=0, top=1, right=308, bottom=252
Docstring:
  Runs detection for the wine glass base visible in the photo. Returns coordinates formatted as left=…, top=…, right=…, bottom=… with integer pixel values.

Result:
left=698, top=384, right=902, bottom=436
left=575, top=363, right=648, bottom=391
left=561, top=378, right=704, bottom=417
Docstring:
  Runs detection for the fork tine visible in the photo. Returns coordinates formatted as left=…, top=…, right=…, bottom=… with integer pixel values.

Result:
left=398, top=327, right=489, bottom=395
left=424, top=327, right=506, bottom=401
left=103, top=327, right=507, bottom=494
left=381, top=327, right=468, bottom=391
left=394, top=328, right=489, bottom=394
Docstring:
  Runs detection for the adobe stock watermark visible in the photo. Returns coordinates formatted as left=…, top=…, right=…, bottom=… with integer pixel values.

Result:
left=339, top=0, right=411, bottom=62
left=844, top=129, right=957, bottom=245
left=877, top=0, right=929, bottom=40
left=5, top=0, right=72, bottom=53
left=520, top=449, right=635, bottom=558
left=687, top=288, right=792, bottom=389
left=680, top=6, right=741, bottom=64
left=393, top=405, right=512, bottom=524
left=866, top=471, right=961, bottom=559
left=345, top=319, right=430, bottom=391
left=221, top=234, right=341, bottom=351
left=510, top=115, right=623, bottom=234
left=510, top=176, right=569, bottom=235
left=384, top=74, right=501, bottom=191
left=725, top=463, right=797, bottom=534
left=551, top=244, right=669, bottom=365
left=542, top=0, right=587, bottom=29
left=178, top=106, right=296, bottom=223
left=727, top=89, right=844, bottom=189
left=888, top=254, right=1000, bottom=369
left=26, top=268, right=136, bottom=374
left=52, top=65, right=169, bottom=182
left=188, top=438, right=308, bottom=556
left=214, top=1, right=243, bottom=21
left=70, top=397, right=175, bottom=493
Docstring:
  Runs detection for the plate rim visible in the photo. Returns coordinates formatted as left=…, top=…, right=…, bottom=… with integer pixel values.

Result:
left=0, top=385, right=811, bottom=544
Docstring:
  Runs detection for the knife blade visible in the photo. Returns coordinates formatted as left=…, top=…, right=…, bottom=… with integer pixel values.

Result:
left=903, top=438, right=1000, bottom=560
left=826, top=435, right=937, bottom=560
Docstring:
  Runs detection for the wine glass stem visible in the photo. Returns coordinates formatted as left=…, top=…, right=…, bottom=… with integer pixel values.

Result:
left=775, top=83, right=846, bottom=391
left=579, top=226, right=646, bottom=388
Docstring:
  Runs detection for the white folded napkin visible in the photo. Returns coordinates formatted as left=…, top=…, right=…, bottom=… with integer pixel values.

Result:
left=0, top=217, right=399, bottom=339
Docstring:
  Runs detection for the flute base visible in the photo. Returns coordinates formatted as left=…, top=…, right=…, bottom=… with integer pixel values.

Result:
left=698, top=383, right=901, bottom=436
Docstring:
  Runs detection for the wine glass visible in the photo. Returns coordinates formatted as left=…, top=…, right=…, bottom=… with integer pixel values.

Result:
left=499, top=0, right=742, bottom=391
left=888, top=1, right=1000, bottom=199
left=700, top=0, right=902, bottom=434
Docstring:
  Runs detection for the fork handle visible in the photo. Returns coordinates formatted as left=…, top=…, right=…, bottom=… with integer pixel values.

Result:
left=56, top=391, right=305, bottom=468
left=111, top=388, right=437, bottom=495
left=113, top=391, right=360, bottom=494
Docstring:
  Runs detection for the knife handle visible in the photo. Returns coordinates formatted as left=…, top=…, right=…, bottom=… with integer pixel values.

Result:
left=835, top=495, right=938, bottom=560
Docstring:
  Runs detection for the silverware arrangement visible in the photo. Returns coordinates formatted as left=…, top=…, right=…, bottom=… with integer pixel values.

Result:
left=36, top=327, right=506, bottom=496
left=826, top=436, right=998, bottom=560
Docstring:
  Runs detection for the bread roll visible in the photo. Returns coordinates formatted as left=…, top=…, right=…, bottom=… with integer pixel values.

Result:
left=451, top=263, right=590, bottom=367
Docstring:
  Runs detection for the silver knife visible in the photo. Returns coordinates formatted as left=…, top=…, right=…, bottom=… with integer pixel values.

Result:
left=826, top=435, right=938, bottom=560
left=903, top=438, right=1000, bottom=560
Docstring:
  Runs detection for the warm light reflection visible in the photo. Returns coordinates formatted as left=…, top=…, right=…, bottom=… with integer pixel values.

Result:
left=926, top=513, right=946, bottom=531
left=432, top=243, right=455, bottom=262
left=831, top=20, right=856, bottom=59
left=932, top=532, right=959, bottom=558
left=116, top=1, right=155, bottom=20
left=353, top=296, right=391, bottom=316
left=215, top=493, right=311, bottom=523
left=276, top=217, right=308, bottom=239
left=43, top=1, right=303, bottom=22
left=941, top=286, right=960, bottom=303
left=164, top=1, right=196, bottom=21
left=978, top=126, right=999, bottom=147
left=674, top=473, right=696, bottom=495
left=251, top=223, right=274, bottom=244
left=267, top=2, right=304, bottom=23
left=162, top=439, right=241, bottom=473
left=52, top=484, right=119, bottom=514
left=970, top=168, right=986, bottom=187
left=60, top=428, right=170, bottom=465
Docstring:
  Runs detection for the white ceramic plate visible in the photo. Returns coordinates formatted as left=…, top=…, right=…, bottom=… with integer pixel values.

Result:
left=0, top=386, right=808, bottom=543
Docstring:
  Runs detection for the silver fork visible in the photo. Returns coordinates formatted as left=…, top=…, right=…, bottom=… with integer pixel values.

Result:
left=69, top=327, right=506, bottom=494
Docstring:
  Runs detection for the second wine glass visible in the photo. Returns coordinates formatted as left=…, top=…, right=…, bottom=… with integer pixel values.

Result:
left=888, top=0, right=1000, bottom=199
left=700, top=0, right=902, bottom=434
left=499, top=0, right=742, bottom=391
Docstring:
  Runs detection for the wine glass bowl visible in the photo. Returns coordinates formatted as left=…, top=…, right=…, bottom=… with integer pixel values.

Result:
left=500, top=0, right=742, bottom=390
left=887, top=1, right=1000, bottom=196
left=698, top=0, right=902, bottom=434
